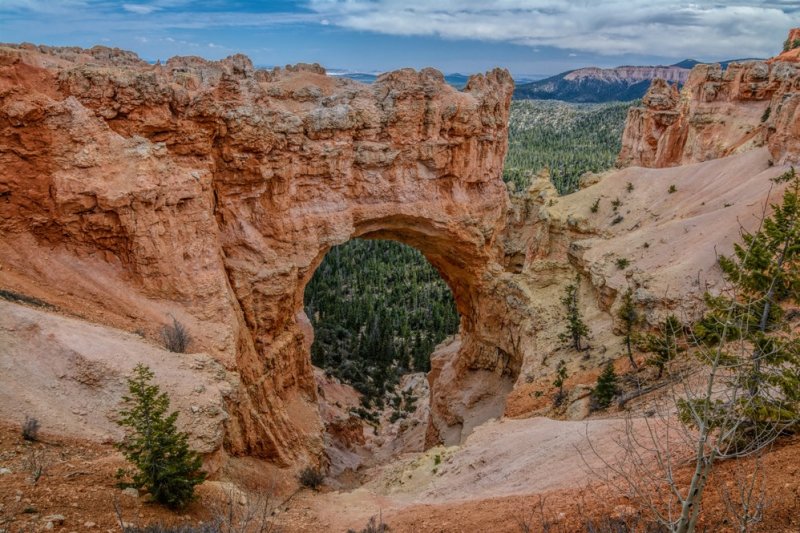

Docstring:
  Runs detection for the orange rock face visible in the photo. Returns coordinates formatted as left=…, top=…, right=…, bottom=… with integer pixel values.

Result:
left=618, top=29, right=800, bottom=168
left=0, top=44, right=518, bottom=465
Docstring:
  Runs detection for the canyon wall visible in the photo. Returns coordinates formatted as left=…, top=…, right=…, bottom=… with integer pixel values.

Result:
left=618, top=31, right=800, bottom=169
left=0, top=43, right=523, bottom=465
left=3, top=31, right=798, bottom=472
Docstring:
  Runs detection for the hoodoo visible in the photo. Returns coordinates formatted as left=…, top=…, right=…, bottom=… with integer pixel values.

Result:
left=618, top=41, right=800, bottom=168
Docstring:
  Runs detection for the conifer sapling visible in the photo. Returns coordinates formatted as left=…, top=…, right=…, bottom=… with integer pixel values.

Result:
left=559, top=275, right=590, bottom=351
left=591, top=362, right=618, bottom=411
left=116, top=364, right=206, bottom=508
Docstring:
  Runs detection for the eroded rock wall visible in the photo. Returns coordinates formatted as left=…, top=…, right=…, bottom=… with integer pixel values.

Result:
left=618, top=30, right=800, bottom=168
left=0, top=43, right=517, bottom=464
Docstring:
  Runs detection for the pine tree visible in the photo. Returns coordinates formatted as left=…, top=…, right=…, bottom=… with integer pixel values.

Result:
left=643, top=315, right=683, bottom=378
left=553, top=359, right=568, bottom=405
left=116, top=364, right=206, bottom=508
left=618, top=288, right=639, bottom=369
left=591, top=362, right=618, bottom=410
left=690, top=168, right=800, bottom=439
left=559, top=275, right=590, bottom=351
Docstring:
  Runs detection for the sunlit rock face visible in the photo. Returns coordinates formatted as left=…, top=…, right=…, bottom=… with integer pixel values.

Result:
left=0, top=43, right=521, bottom=464
left=618, top=29, right=800, bottom=169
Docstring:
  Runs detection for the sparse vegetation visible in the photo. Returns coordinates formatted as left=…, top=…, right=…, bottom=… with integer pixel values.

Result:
left=298, top=466, right=325, bottom=490
left=21, top=416, right=40, bottom=441
left=761, top=106, right=771, bottom=123
left=611, top=215, right=624, bottom=225
left=590, top=198, right=600, bottom=213
left=559, top=275, right=590, bottom=351
left=783, top=37, right=800, bottom=52
left=668, top=184, right=677, bottom=194
left=585, top=169, right=800, bottom=532
left=615, top=257, right=630, bottom=270
left=116, top=364, right=206, bottom=508
left=161, top=316, right=191, bottom=353
left=611, top=197, right=622, bottom=211
left=626, top=182, right=634, bottom=193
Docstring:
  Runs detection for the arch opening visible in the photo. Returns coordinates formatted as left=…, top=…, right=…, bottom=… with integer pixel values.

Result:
left=305, top=238, right=459, bottom=396
left=302, top=237, right=464, bottom=467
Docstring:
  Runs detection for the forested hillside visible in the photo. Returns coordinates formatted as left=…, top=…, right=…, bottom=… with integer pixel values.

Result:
left=503, top=99, right=633, bottom=193
left=305, top=99, right=633, bottom=409
left=305, top=240, right=459, bottom=408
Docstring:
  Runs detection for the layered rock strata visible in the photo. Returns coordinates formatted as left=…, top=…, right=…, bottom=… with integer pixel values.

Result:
left=618, top=30, right=800, bottom=168
left=0, top=43, right=518, bottom=465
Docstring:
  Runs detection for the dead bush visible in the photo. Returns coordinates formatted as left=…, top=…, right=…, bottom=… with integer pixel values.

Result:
left=23, top=447, right=48, bottom=485
left=298, top=466, right=324, bottom=490
left=21, top=416, right=40, bottom=441
left=347, top=514, right=389, bottom=533
left=161, top=316, right=191, bottom=353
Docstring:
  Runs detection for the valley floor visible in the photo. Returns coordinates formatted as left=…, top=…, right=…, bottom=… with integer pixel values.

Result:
left=2, top=416, right=800, bottom=532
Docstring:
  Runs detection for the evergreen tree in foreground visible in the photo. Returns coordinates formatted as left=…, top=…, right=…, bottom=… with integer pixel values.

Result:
left=559, top=275, right=590, bottom=351
left=116, top=364, right=205, bottom=508
left=688, top=168, right=800, bottom=442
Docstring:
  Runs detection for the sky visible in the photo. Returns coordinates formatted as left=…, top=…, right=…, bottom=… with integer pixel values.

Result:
left=0, top=1, right=798, bottom=77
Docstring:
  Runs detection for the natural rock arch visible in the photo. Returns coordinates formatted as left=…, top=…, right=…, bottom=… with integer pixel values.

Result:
left=0, top=45, right=527, bottom=466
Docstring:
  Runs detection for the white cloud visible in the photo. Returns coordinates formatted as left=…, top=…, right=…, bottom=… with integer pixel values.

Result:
left=306, top=0, right=798, bottom=58
left=122, top=3, right=159, bottom=15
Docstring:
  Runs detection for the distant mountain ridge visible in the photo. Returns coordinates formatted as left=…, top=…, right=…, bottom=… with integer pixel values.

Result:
left=330, top=70, right=542, bottom=89
left=514, top=58, right=760, bottom=102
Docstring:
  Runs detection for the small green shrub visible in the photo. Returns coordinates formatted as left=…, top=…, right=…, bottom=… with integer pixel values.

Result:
left=761, top=106, right=771, bottom=122
left=611, top=197, right=622, bottom=211
left=626, top=182, right=634, bottom=193
left=590, top=198, right=600, bottom=213
left=783, top=37, right=800, bottom=52
left=590, top=362, right=618, bottom=411
left=668, top=184, right=677, bottom=194
left=615, top=258, right=630, bottom=269
left=611, top=215, right=624, bottom=225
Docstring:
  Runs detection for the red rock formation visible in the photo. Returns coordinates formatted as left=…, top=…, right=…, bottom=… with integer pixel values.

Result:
left=618, top=29, right=800, bottom=168
left=0, top=44, right=516, bottom=465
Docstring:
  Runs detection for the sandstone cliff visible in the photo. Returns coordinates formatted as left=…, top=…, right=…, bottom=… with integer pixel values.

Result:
left=2, top=32, right=798, bottom=477
left=618, top=29, right=800, bottom=168
left=0, top=43, right=516, bottom=466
